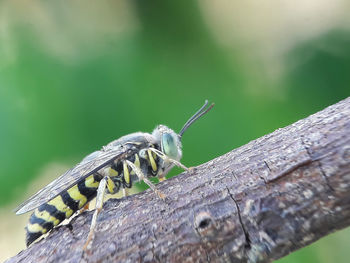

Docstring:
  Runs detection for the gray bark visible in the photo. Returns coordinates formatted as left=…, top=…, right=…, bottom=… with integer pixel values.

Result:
left=7, top=97, right=350, bottom=263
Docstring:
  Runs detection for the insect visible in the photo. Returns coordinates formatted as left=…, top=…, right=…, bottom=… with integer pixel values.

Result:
left=15, top=100, right=214, bottom=248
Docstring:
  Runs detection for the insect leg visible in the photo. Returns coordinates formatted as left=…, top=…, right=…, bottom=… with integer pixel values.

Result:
left=157, top=164, right=172, bottom=182
left=83, top=176, right=108, bottom=251
left=122, top=188, right=129, bottom=197
left=147, top=148, right=190, bottom=171
left=79, top=203, right=91, bottom=213
left=122, top=161, right=131, bottom=197
left=158, top=176, right=166, bottom=182
left=158, top=165, right=175, bottom=182
left=106, top=176, right=118, bottom=194
left=125, top=160, right=166, bottom=200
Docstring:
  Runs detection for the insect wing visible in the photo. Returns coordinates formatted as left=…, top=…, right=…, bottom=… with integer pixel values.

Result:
left=14, top=145, right=130, bottom=215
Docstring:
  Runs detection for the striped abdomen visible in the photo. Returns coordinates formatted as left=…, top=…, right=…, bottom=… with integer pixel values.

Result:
left=26, top=173, right=103, bottom=246
left=25, top=148, right=160, bottom=246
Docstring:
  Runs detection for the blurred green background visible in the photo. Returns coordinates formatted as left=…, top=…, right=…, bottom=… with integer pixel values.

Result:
left=0, top=0, right=349, bottom=262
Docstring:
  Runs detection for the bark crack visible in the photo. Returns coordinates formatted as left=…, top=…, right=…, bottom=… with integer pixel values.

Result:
left=267, top=158, right=313, bottom=183
left=264, top=161, right=271, bottom=172
left=317, top=162, right=334, bottom=191
left=301, top=136, right=334, bottom=191
left=204, top=248, right=210, bottom=263
left=226, top=187, right=251, bottom=250
left=151, top=225, right=161, bottom=263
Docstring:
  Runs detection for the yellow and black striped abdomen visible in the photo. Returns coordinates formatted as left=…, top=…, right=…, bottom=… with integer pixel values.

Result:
left=26, top=173, right=103, bottom=246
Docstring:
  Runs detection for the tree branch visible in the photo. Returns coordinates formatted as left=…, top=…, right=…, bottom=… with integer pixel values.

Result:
left=7, top=97, right=350, bottom=263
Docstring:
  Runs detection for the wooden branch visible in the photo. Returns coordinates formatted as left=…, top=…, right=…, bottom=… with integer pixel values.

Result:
left=7, top=97, right=350, bottom=263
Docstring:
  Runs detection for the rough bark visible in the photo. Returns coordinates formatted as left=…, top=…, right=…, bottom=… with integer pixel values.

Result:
left=7, top=97, right=350, bottom=263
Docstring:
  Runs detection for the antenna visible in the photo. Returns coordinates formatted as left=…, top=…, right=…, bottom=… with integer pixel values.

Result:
left=179, top=100, right=214, bottom=138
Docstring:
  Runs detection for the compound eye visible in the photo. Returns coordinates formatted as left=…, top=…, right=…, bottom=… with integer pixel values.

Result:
left=162, top=133, right=178, bottom=159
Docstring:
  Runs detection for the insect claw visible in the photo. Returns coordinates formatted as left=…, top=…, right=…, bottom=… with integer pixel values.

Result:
left=188, top=166, right=195, bottom=173
left=123, top=188, right=129, bottom=197
left=158, top=176, right=166, bottom=182
left=81, top=203, right=90, bottom=212
left=82, top=233, right=94, bottom=252
left=156, top=190, right=167, bottom=200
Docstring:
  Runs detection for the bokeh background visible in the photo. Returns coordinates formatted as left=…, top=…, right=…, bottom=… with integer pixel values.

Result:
left=1, top=0, right=350, bottom=262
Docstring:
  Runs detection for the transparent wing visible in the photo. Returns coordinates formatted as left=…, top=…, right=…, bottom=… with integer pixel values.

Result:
left=14, top=144, right=132, bottom=215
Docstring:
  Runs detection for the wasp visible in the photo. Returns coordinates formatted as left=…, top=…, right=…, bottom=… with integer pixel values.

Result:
left=15, top=100, right=214, bottom=249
